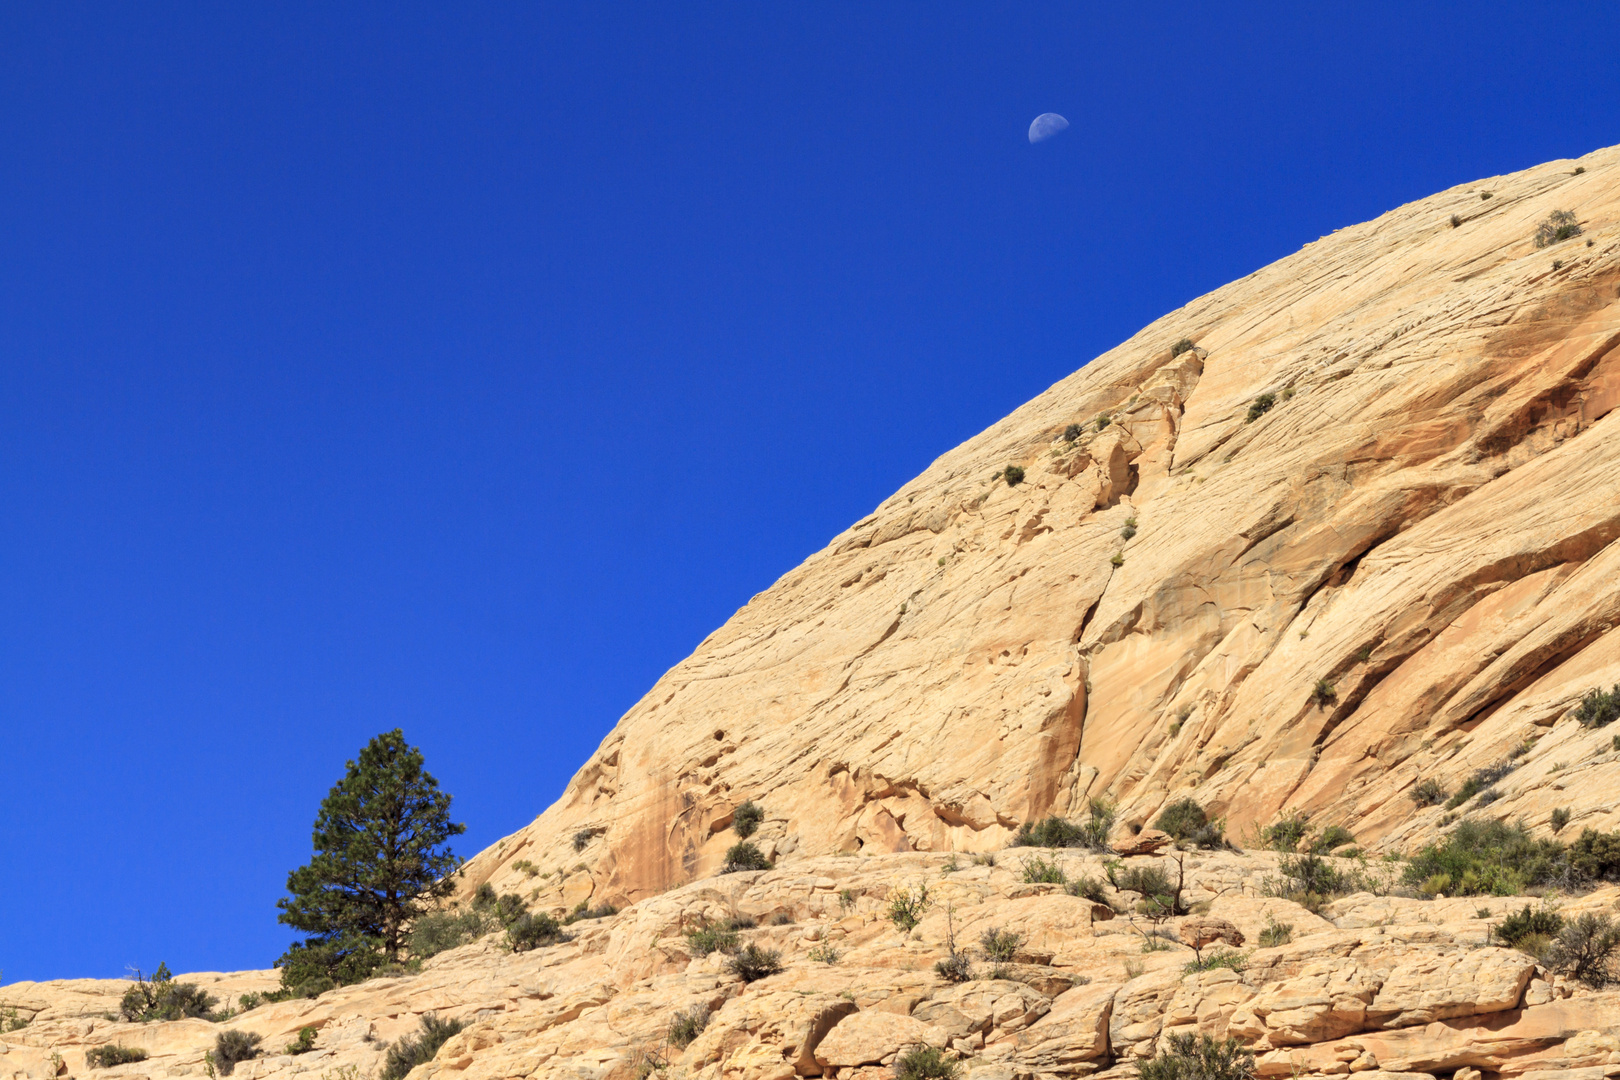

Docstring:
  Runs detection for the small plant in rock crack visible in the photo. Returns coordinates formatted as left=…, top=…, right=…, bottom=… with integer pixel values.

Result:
left=285, top=1027, right=318, bottom=1055
left=1063, top=423, right=1083, bottom=442
left=1184, top=948, right=1249, bottom=974
left=1020, top=855, right=1068, bottom=885
left=86, top=1046, right=149, bottom=1069
left=1257, top=915, right=1293, bottom=948
left=807, top=943, right=841, bottom=964
left=1311, top=679, right=1337, bottom=706
left=1003, top=465, right=1025, bottom=487
left=572, top=830, right=593, bottom=852
left=1246, top=393, right=1276, bottom=422
left=684, top=922, right=740, bottom=957
left=1553, top=808, right=1572, bottom=833
left=1066, top=875, right=1108, bottom=904
left=894, top=1046, right=960, bottom=1080
left=731, top=800, right=764, bottom=838
left=666, top=1006, right=710, bottom=1050
left=887, top=883, right=931, bottom=932
left=1138, top=1033, right=1256, bottom=1080
left=1533, top=209, right=1581, bottom=248
left=1450, top=214, right=1462, bottom=228
left=213, top=1031, right=263, bottom=1077
left=1171, top=338, right=1196, bottom=357
left=379, top=1016, right=463, bottom=1080
left=1410, top=779, right=1447, bottom=807
left=979, top=927, right=1024, bottom=963
left=725, top=944, right=783, bottom=982
left=1575, top=684, right=1620, bottom=729
left=721, top=841, right=772, bottom=873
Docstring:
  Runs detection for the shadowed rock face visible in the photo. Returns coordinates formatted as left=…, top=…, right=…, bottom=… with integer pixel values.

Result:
left=471, top=146, right=1620, bottom=912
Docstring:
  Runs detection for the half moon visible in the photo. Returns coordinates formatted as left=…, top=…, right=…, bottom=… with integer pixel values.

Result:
left=1028, top=113, right=1069, bottom=143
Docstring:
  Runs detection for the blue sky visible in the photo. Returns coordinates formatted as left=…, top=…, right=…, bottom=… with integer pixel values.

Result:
left=1, top=3, right=1615, bottom=981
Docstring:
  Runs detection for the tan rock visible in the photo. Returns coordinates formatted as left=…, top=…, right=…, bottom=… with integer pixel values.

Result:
left=1178, top=917, right=1245, bottom=951
left=812, top=1011, right=949, bottom=1068
left=1112, top=830, right=1174, bottom=857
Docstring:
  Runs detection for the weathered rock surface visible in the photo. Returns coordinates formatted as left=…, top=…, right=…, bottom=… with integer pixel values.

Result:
left=449, top=145, right=1620, bottom=917
left=6, top=851, right=1618, bottom=1080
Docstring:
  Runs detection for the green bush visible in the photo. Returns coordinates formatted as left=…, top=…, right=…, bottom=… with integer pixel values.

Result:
left=725, top=944, right=783, bottom=982
left=1112, top=862, right=1187, bottom=917
left=1095, top=415, right=1111, bottom=432
left=119, top=964, right=221, bottom=1023
left=721, top=841, right=772, bottom=873
left=213, top=1031, right=263, bottom=1077
left=1154, top=799, right=1224, bottom=849
left=807, top=943, right=840, bottom=964
left=1171, top=338, right=1196, bottom=357
left=732, top=800, right=764, bottom=838
left=685, top=922, right=740, bottom=956
left=1410, top=779, right=1447, bottom=807
left=1308, top=825, right=1356, bottom=854
left=1066, top=875, right=1108, bottom=904
left=563, top=901, right=618, bottom=925
left=1548, top=913, right=1620, bottom=987
left=1450, top=214, right=1462, bottom=228
left=1138, top=1033, right=1255, bottom=1080
left=274, top=936, right=377, bottom=996
left=1276, top=852, right=1346, bottom=900
left=1257, top=916, right=1293, bottom=948
left=1402, top=819, right=1571, bottom=896
left=572, top=830, right=592, bottom=851
left=893, top=1045, right=959, bottom=1080
left=1184, top=948, right=1248, bottom=974
left=979, top=927, right=1023, bottom=963
left=1533, top=210, right=1581, bottom=248
left=506, top=911, right=563, bottom=953
left=667, top=1006, right=710, bottom=1049
left=380, top=1015, right=464, bottom=1080
left=1444, top=759, right=1517, bottom=810
left=1063, top=423, right=1083, bottom=442
left=1495, top=904, right=1563, bottom=950
left=1552, top=808, right=1572, bottom=833
left=934, top=950, right=972, bottom=982
left=1575, top=685, right=1620, bottom=728
left=1021, top=855, right=1067, bottom=885
left=1011, top=799, right=1114, bottom=851
left=1311, top=679, right=1336, bottom=706
left=86, top=1046, right=149, bottom=1069
left=410, top=909, right=492, bottom=960
left=1003, top=465, right=1025, bottom=487
left=1246, top=393, right=1276, bottom=423
left=1570, top=828, right=1620, bottom=881
left=887, top=883, right=931, bottom=932
left=1260, top=813, right=1311, bottom=853
left=285, top=1026, right=318, bottom=1055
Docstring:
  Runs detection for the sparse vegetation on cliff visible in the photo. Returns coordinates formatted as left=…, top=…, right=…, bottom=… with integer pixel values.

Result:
left=87, top=1046, right=149, bottom=1069
left=1154, top=799, right=1225, bottom=849
left=732, top=800, right=764, bottom=837
left=1533, top=209, right=1581, bottom=248
left=380, top=1015, right=463, bottom=1080
left=887, top=883, right=931, bottom=931
left=1003, top=465, right=1025, bottom=487
left=213, top=1031, right=262, bottom=1076
left=1410, top=779, right=1447, bottom=807
left=667, top=1006, right=710, bottom=1049
left=119, top=964, right=220, bottom=1023
left=894, top=1045, right=959, bottom=1080
left=721, top=841, right=772, bottom=873
left=725, top=944, right=783, bottom=982
left=1139, top=1033, right=1255, bottom=1080
left=1171, top=338, right=1196, bottom=357
left=1575, top=684, right=1620, bottom=728
left=1246, top=393, right=1276, bottom=422
left=506, top=911, right=564, bottom=952
left=1012, top=798, right=1115, bottom=852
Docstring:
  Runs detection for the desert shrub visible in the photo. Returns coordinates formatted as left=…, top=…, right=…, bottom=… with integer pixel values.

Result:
left=893, top=1045, right=959, bottom=1080
left=1121, top=524, right=1137, bottom=541
left=1403, top=819, right=1572, bottom=896
left=1547, top=913, right=1620, bottom=987
left=213, top=1031, right=263, bottom=1077
left=380, top=1015, right=463, bottom=1080
left=285, top=1026, right=318, bottom=1055
left=732, top=800, right=764, bottom=838
left=767, top=912, right=793, bottom=925
left=684, top=922, right=740, bottom=956
left=934, top=951, right=972, bottom=983
left=1095, top=415, right=1111, bottom=432
left=1067, top=875, right=1108, bottom=904
left=86, top=1046, right=149, bottom=1069
left=1277, top=852, right=1347, bottom=900
left=571, top=830, right=592, bottom=852
left=1154, top=799, right=1224, bottom=849
left=1004, top=465, right=1025, bottom=487
left=724, top=913, right=757, bottom=930
left=721, top=841, right=771, bottom=873
left=1261, top=813, right=1311, bottom=853
left=1063, top=423, right=1083, bottom=441
left=1138, top=1033, right=1255, bottom=1080
left=1184, top=948, right=1247, bottom=974
left=563, top=901, right=618, bottom=925
left=1309, top=825, right=1356, bottom=854
left=506, top=911, right=563, bottom=953
left=1450, top=214, right=1462, bottom=228
left=1410, top=779, right=1447, bottom=807
left=807, top=943, right=840, bottom=964
left=1246, top=393, right=1276, bottom=423
left=1477, top=788, right=1502, bottom=807
left=1171, top=338, right=1195, bottom=357
left=1569, top=828, right=1620, bottom=881
left=979, top=927, right=1024, bottom=963
left=1444, top=758, right=1517, bottom=810
left=1113, top=862, right=1187, bottom=917
left=888, top=883, right=931, bottom=932
left=1257, top=916, right=1293, bottom=948
left=1311, top=679, right=1336, bottom=706
left=725, top=944, right=783, bottom=982
left=1533, top=209, right=1581, bottom=248
left=667, top=1006, right=710, bottom=1050
left=119, top=964, right=220, bottom=1023
left=410, top=909, right=491, bottom=959
left=1480, top=191, right=1493, bottom=199
left=1013, top=816, right=1083, bottom=848
left=1110, top=552, right=1125, bottom=568
left=1021, top=855, right=1067, bottom=885
left=1574, top=684, right=1620, bottom=728
left=512, top=859, right=538, bottom=877
left=1495, top=904, right=1563, bottom=950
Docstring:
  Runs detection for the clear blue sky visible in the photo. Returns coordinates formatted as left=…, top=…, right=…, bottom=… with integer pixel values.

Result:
left=1, top=3, right=1614, bottom=981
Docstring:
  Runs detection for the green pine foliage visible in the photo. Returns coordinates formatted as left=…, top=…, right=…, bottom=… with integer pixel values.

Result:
left=732, top=800, right=764, bottom=838
left=276, top=730, right=466, bottom=992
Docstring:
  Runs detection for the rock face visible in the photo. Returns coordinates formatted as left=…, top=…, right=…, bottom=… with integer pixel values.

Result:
left=6, top=853, right=1620, bottom=1080
left=467, top=146, right=1620, bottom=913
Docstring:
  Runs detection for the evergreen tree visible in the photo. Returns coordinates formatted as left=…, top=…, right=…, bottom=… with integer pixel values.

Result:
left=276, top=729, right=465, bottom=990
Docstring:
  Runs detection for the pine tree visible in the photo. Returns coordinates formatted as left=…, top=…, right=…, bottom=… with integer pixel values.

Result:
left=276, top=729, right=465, bottom=991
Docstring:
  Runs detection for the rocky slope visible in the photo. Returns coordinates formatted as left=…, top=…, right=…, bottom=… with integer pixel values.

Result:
left=466, top=145, right=1620, bottom=913
left=6, top=851, right=1620, bottom=1080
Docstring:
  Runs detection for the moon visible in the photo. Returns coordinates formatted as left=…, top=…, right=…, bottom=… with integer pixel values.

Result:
left=1028, top=113, right=1069, bottom=143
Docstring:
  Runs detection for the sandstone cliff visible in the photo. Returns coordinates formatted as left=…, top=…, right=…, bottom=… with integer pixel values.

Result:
left=469, top=145, right=1620, bottom=911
